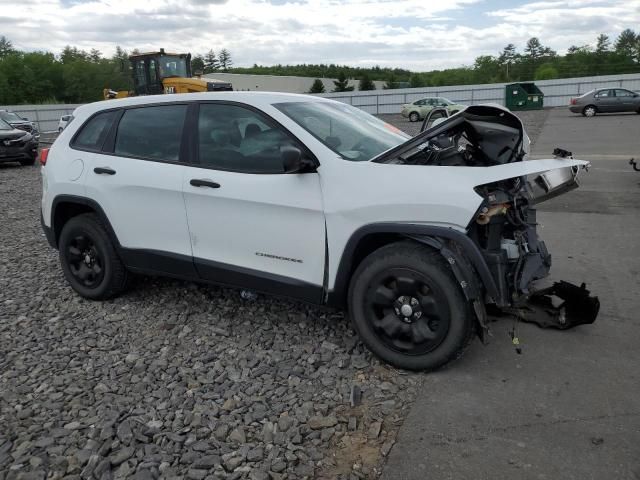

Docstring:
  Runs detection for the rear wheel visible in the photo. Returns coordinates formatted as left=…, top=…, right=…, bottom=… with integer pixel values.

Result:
left=409, top=112, right=420, bottom=122
left=348, top=241, right=475, bottom=371
left=582, top=105, right=597, bottom=117
left=58, top=213, right=128, bottom=300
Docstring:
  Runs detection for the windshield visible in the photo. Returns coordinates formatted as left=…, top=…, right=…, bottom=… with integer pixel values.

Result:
left=158, top=55, right=188, bottom=78
left=0, top=111, right=23, bottom=122
left=274, top=101, right=410, bottom=161
left=0, top=118, right=12, bottom=130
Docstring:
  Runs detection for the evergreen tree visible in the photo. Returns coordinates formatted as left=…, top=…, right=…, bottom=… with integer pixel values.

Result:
left=204, top=50, right=219, bottom=73
left=89, top=49, right=102, bottom=63
left=0, top=36, right=14, bottom=58
left=524, top=37, right=543, bottom=61
left=113, top=46, right=128, bottom=62
left=191, top=55, right=205, bottom=74
left=218, top=49, right=233, bottom=71
left=332, top=71, right=353, bottom=92
left=308, top=78, right=325, bottom=93
left=358, top=73, right=375, bottom=90
left=596, top=34, right=610, bottom=54
left=615, top=29, right=638, bottom=60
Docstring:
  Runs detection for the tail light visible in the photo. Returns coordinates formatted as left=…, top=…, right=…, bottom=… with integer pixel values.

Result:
left=40, top=148, right=49, bottom=166
left=570, top=98, right=577, bottom=105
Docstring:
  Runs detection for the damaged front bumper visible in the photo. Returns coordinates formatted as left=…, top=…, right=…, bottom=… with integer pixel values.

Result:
left=510, top=281, right=600, bottom=330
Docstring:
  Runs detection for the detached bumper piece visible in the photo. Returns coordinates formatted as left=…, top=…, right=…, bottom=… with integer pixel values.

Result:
left=517, top=281, right=600, bottom=329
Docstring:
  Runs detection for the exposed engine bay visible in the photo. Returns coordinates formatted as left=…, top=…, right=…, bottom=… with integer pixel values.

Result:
left=376, top=105, right=600, bottom=332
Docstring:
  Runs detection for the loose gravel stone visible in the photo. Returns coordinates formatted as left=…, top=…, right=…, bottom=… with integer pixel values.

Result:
left=308, top=416, right=338, bottom=430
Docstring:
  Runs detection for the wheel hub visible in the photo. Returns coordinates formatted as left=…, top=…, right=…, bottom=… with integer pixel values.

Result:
left=394, top=295, right=422, bottom=323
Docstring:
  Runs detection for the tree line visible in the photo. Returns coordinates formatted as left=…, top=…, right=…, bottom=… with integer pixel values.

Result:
left=0, top=29, right=638, bottom=104
left=0, top=39, right=235, bottom=104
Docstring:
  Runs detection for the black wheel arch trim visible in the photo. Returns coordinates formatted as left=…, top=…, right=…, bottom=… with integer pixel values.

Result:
left=48, top=194, right=122, bottom=250
left=326, top=223, right=500, bottom=308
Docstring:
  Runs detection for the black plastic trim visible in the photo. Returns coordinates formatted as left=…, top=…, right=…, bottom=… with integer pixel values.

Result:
left=120, top=248, right=198, bottom=278
left=326, top=223, right=500, bottom=308
left=40, top=210, right=56, bottom=248
left=49, top=195, right=121, bottom=250
left=194, top=257, right=323, bottom=304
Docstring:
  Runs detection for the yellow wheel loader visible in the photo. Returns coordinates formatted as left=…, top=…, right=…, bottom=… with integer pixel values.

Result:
left=104, top=49, right=232, bottom=100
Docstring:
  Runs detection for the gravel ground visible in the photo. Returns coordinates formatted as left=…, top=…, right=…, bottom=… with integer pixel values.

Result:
left=0, top=164, right=421, bottom=480
left=0, top=107, right=550, bottom=480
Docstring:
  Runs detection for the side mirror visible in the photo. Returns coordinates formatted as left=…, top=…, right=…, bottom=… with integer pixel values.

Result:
left=281, top=146, right=315, bottom=173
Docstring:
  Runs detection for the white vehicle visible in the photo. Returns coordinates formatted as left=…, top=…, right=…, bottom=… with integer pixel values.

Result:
left=40, top=92, right=599, bottom=370
left=58, top=115, right=72, bottom=132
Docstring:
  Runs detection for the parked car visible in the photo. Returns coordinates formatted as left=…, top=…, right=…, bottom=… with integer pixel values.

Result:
left=569, top=88, right=640, bottom=116
left=420, top=107, right=451, bottom=132
left=401, top=97, right=465, bottom=122
left=0, top=110, right=40, bottom=141
left=40, top=93, right=599, bottom=371
left=58, top=115, right=73, bottom=132
left=0, top=118, right=38, bottom=166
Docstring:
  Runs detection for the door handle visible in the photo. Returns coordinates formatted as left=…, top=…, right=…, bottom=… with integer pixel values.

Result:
left=94, top=167, right=116, bottom=175
left=190, top=179, right=220, bottom=188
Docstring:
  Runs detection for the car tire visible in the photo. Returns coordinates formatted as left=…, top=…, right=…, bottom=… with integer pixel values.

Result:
left=348, top=241, right=475, bottom=371
left=409, top=112, right=420, bottom=122
left=582, top=105, right=597, bottom=117
left=19, top=155, right=36, bottom=166
left=58, top=213, right=128, bottom=300
left=58, top=127, right=63, bottom=133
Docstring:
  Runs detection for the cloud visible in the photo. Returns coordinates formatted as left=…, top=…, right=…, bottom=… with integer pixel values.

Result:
left=3, top=0, right=639, bottom=70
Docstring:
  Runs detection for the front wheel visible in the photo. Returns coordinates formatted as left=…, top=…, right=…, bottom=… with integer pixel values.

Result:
left=348, top=241, right=475, bottom=371
left=409, top=112, right=420, bottom=122
left=58, top=213, right=128, bottom=300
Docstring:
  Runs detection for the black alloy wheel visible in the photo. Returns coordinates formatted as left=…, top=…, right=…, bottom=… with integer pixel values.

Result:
left=65, top=234, right=105, bottom=288
left=348, top=241, right=475, bottom=371
left=58, top=213, right=129, bottom=299
left=364, top=268, right=450, bottom=355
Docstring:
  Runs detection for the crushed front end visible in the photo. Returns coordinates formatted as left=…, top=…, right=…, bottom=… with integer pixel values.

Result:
left=470, top=163, right=600, bottom=329
left=374, top=104, right=600, bottom=332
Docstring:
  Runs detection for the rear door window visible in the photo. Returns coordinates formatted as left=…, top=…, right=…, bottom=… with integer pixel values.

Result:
left=614, top=89, right=635, bottom=97
left=114, top=105, right=187, bottom=162
left=72, top=110, right=119, bottom=151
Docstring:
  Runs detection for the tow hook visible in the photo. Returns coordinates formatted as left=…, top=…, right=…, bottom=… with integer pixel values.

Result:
left=513, top=281, right=600, bottom=330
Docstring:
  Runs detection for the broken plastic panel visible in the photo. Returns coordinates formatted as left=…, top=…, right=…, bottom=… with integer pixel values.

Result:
left=514, top=281, right=600, bottom=330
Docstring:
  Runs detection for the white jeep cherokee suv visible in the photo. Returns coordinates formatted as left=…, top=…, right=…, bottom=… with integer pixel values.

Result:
left=41, top=92, right=599, bottom=371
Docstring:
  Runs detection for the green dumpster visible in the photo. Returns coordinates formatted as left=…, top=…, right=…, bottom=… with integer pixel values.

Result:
left=505, top=82, right=544, bottom=110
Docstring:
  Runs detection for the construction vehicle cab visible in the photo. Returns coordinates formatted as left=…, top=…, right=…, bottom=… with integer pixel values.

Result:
left=104, top=48, right=233, bottom=100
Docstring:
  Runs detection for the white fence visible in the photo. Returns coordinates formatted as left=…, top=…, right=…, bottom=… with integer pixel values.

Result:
left=0, top=104, right=82, bottom=133
left=2, top=73, right=639, bottom=129
left=318, top=73, right=640, bottom=114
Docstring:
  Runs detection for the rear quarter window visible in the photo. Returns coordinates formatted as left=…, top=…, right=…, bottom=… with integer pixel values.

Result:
left=71, top=110, right=119, bottom=151
left=114, top=105, right=187, bottom=162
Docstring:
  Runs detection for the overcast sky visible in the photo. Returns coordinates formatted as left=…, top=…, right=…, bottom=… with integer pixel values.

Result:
left=2, top=0, right=639, bottom=70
